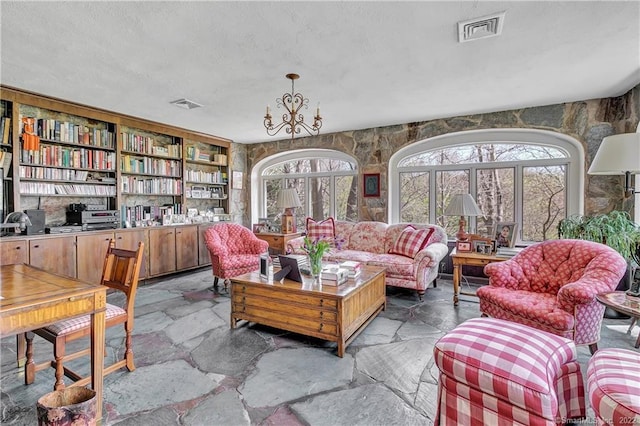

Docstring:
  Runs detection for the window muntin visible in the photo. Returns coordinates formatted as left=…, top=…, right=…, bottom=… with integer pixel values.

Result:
left=397, top=141, right=570, bottom=244
left=257, top=152, right=358, bottom=225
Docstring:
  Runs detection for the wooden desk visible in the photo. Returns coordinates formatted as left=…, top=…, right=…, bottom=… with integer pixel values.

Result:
left=0, top=264, right=106, bottom=422
left=450, top=248, right=506, bottom=306
left=596, top=291, right=640, bottom=348
left=254, top=232, right=302, bottom=254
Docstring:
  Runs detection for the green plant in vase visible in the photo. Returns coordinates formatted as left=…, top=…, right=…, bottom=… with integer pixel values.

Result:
left=302, top=236, right=331, bottom=280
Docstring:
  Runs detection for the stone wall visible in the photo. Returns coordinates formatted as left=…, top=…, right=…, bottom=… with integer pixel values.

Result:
left=238, top=84, right=640, bottom=226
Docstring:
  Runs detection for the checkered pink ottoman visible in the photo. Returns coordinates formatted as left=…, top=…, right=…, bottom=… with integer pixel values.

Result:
left=433, top=317, right=586, bottom=425
left=587, top=349, right=640, bottom=426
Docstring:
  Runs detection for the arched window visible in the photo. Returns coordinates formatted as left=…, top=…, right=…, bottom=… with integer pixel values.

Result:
left=252, top=149, right=358, bottom=230
left=390, top=129, right=584, bottom=244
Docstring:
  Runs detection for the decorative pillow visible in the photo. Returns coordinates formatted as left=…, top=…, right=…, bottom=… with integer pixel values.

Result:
left=389, top=225, right=435, bottom=258
left=306, top=217, right=336, bottom=246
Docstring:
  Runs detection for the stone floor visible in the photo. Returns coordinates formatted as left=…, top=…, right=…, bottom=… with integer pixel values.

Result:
left=1, top=269, right=638, bottom=425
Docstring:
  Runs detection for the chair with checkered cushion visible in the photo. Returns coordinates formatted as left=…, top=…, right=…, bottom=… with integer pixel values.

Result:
left=434, top=317, right=586, bottom=425
left=587, top=349, right=640, bottom=426
left=477, top=239, right=627, bottom=354
left=24, top=239, right=144, bottom=390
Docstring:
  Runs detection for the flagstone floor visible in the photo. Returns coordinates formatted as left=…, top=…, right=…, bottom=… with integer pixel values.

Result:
left=1, top=269, right=637, bottom=425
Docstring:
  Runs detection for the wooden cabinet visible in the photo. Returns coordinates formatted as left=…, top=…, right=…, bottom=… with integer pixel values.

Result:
left=254, top=232, right=302, bottom=255
left=115, top=229, right=148, bottom=279
left=76, top=231, right=114, bottom=285
left=29, top=236, right=76, bottom=278
left=198, top=224, right=213, bottom=266
left=148, top=227, right=176, bottom=276
left=0, top=239, right=28, bottom=265
left=175, top=225, right=198, bottom=270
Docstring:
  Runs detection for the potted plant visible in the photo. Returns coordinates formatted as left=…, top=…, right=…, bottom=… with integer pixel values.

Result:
left=558, top=210, right=640, bottom=318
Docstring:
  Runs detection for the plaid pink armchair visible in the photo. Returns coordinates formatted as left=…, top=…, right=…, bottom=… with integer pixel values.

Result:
left=477, top=239, right=627, bottom=354
left=204, top=223, right=269, bottom=291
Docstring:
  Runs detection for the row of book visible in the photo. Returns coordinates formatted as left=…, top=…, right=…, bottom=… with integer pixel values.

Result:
left=0, top=151, right=12, bottom=178
left=25, top=117, right=115, bottom=148
left=20, top=166, right=91, bottom=181
left=121, top=176, right=183, bottom=195
left=121, top=203, right=182, bottom=224
left=21, top=146, right=116, bottom=171
left=184, top=169, right=226, bottom=184
left=185, top=147, right=228, bottom=165
left=20, top=182, right=116, bottom=196
left=120, top=155, right=181, bottom=176
left=121, top=132, right=180, bottom=157
left=1, top=117, right=11, bottom=145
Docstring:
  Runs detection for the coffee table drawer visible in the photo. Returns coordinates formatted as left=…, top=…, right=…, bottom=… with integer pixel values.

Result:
left=232, top=303, right=338, bottom=337
left=234, top=284, right=338, bottom=310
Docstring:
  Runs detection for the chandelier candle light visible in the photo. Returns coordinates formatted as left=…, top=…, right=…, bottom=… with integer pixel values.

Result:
left=264, top=73, right=322, bottom=139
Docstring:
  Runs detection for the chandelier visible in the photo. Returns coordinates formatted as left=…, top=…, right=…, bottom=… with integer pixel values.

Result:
left=264, top=73, right=322, bottom=139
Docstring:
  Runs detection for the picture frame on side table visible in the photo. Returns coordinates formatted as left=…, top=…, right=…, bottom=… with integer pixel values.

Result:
left=471, top=236, right=494, bottom=254
left=456, top=240, right=472, bottom=253
left=494, top=221, right=518, bottom=248
left=363, top=173, right=380, bottom=198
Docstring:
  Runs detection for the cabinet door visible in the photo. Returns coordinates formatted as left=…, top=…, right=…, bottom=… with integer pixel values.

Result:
left=77, top=232, right=114, bottom=285
left=149, top=227, right=176, bottom=276
left=198, top=224, right=213, bottom=266
left=29, top=236, right=76, bottom=278
left=115, top=229, right=148, bottom=279
left=176, top=225, right=198, bottom=270
left=0, top=239, right=29, bottom=265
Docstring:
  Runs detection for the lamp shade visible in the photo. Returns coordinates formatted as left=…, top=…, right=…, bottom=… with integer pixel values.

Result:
left=588, top=133, right=640, bottom=175
left=277, top=188, right=302, bottom=209
left=444, top=194, right=483, bottom=217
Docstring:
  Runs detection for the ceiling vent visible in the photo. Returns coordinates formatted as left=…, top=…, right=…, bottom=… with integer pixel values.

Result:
left=458, top=11, right=505, bottom=43
left=170, top=98, right=203, bottom=110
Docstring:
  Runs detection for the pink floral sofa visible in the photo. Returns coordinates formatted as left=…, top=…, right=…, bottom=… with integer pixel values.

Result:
left=477, top=239, right=627, bottom=353
left=288, top=219, right=449, bottom=297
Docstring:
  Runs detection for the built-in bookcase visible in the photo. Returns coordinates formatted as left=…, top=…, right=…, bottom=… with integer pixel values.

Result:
left=1, top=99, right=14, bottom=222
left=184, top=138, right=230, bottom=221
left=17, top=104, right=118, bottom=222
left=1, top=86, right=232, bottom=227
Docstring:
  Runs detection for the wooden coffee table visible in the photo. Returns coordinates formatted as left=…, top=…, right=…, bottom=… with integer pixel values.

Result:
left=596, top=291, right=640, bottom=348
left=230, top=266, right=386, bottom=357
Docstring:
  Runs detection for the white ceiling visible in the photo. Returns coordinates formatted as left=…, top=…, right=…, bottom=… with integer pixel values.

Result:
left=1, top=1, right=639, bottom=144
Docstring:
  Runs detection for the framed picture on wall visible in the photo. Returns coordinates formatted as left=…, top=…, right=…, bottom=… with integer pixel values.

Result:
left=494, top=221, right=518, bottom=248
left=232, top=171, right=243, bottom=190
left=363, top=173, right=380, bottom=198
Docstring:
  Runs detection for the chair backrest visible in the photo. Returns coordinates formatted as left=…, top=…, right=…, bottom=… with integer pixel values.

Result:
left=508, top=239, right=626, bottom=294
left=204, top=223, right=256, bottom=255
left=101, top=239, right=144, bottom=315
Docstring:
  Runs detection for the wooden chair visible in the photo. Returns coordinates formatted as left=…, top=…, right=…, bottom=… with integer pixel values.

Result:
left=24, top=239, right=144, bottom=390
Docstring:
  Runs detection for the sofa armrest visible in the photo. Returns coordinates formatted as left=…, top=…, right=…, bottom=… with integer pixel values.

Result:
left=249, top=238, right=270, bottom=255
left=483, top=260, right=529, bottom=290
left=414, top=242, right=449, bottom=268
left=286, top=236, right=306, bottom=254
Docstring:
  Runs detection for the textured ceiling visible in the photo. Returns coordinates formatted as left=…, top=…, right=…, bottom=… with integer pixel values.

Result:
left=1, top=1, right=639, bottom=144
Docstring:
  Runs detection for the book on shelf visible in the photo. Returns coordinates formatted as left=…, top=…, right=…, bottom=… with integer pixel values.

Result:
left=0, top=151, right=12, bottom=178
left=1, top=117, right=10, bottom=145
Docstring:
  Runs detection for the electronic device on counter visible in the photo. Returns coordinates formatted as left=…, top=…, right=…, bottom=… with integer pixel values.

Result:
left=46, top=225, right=84, bottom=234
left=24, top=209, right=45, bottom=235
left=66, top=210, right=120, bottom=230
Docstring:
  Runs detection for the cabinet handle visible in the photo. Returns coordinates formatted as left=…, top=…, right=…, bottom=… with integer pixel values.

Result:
left=15, top=247, right=21, bottom=250
left=68, top=297, right=76, bottom=302
left=117, top=236, right=123, bottom=240
left=105, top=238, right=110, bottom=241
left=33, top=245, right=40, bottom=248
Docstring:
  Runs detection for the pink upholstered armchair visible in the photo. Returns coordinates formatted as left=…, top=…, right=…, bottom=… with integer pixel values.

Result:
left=204, top=223, right=269, bottom=291
left=477, top=239, right=627, bottom=354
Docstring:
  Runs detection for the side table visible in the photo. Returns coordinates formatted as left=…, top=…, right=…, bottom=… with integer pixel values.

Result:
left=254, top=232, right=302, bottom=255
left=450, top=248, right=506, bottom=306
left=596, top=291, right=640, bottom=348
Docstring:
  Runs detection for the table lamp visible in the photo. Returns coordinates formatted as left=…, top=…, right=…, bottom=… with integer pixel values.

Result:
left=588, top=132, right=640, bottom=197
left=444, top=193, right=483, bottom=241
left=277, top=188, right=302, bottom=233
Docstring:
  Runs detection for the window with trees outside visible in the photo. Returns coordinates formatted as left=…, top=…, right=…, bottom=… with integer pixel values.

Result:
left=255, top=150, right=358, bottom=231
left=390, top=130, right=583, bottom=245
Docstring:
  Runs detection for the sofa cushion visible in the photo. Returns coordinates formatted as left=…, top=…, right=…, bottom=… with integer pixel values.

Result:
left=388, top=225, right=434, bottom=258
left=367, top=253, right=415, bottom=278
left=306, top=217, right=336, bottom=246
